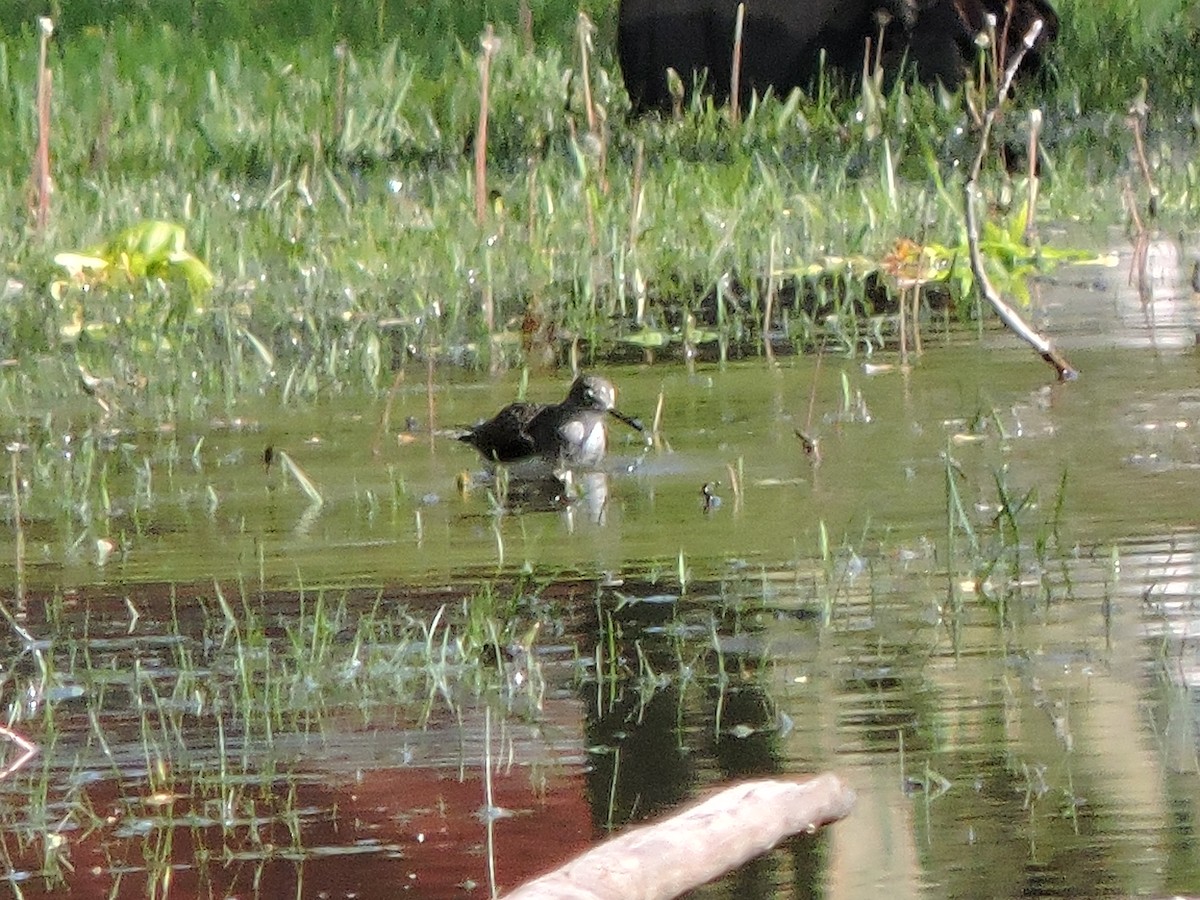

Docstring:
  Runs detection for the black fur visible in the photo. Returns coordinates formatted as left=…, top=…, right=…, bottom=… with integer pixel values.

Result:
left=617, top=0, right=1058, bottom=112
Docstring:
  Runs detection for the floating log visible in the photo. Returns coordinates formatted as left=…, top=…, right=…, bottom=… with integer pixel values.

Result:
left=503, top=773, right=856, bottom=900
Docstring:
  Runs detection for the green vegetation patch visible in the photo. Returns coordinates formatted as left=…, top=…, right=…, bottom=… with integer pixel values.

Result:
left=0, top=0, right=1193, bottom=418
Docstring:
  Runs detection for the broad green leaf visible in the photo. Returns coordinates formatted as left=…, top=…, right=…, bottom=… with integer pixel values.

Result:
left=621, top=329, right=671, bottom=348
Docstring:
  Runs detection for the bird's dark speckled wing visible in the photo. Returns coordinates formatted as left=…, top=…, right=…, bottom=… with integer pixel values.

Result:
left=459, top=401, right=543, bottom=462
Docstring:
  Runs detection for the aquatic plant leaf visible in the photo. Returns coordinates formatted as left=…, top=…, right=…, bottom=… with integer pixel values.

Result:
left=1008, top=201, right=1030, bottom=245
left=1043, top=250, right=1117, bottom=267
left=54, top=220, right=214, bottom=297
left=684, top=323, right=721, bottom=344
left=106, top=220, right=187, bottom=260
left=621, top=329, right=671, bottom=348
left=163, top=250, right=216, bottom=294
left=52, top=252, right=110, bottom=280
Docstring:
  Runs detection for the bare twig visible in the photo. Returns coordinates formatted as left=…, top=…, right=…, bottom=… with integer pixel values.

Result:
left=10, top=448, right=25, bottom=605
left=1122, top=179, right=1151, bottom=305
left=577, top=12, right=607, bottom=193
left=426, top=353, right=437, bottom=452
left=475, top=25, right=498, bottom=227
left=794, top=347, right=824, bottom=465
left=526, top=154, right=539, bottom=240
left=1126, top=84, right=1159, bottom=216
left=1024, top=108, right=1043, bottom=241
left=518, top=0, right=533, bottom=53
left=567, top=118, right=599, bottom=252
left=804, top=346, right=823, bottom=434
left=332, top=41, right=348, bottom=150
left=31, top=17, right=54, bottom=233
left=371, top=369, right=406, bottom=457
left=651, top=390, right=665, bottom=450
left=729, top=3, right=746, bottom=125
left=988, top=9, right=1002, bottom=84
left=869, top=9, right=890, bottom=92
left=578, top=13, right=597, bottom=136
left=911, top=282, right=923, bottom=355
left=763, top=233, right=778, bottom=361
left=475, top=26, right=499, bottom=340
left=667, top=67, right=684, bottom=121
left=90, top=45, right=114, bottom=171
left=964, top=19, right=1077, bottom=381
left=627, top=139, right=644, bottom=254
left=724, top=460, right=743, bottom=509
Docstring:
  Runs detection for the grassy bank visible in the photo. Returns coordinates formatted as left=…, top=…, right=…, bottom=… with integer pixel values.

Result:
left=0, top=0, right=1195, bottom=419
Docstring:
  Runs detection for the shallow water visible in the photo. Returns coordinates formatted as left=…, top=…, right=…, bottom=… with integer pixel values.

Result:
left=3, top=238, right=1200, bottom=898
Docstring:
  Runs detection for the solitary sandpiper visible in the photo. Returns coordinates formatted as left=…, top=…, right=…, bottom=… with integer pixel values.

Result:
left=458, top=374, right=643, bottom=476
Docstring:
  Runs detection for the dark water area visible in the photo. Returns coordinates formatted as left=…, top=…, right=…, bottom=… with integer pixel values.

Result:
left=3, top=239, right=1200, bottom=898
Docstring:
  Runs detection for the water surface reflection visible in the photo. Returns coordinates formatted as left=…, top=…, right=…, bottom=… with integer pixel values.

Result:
left=3, top=255, right=1200, bottom=897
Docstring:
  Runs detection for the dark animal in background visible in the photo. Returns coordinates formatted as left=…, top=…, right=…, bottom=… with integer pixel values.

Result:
left=617, top=0, right=1058, bottom=113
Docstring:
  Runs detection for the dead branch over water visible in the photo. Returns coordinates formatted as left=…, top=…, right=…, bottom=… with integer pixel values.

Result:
left=964, top=18, right=1078, bottom=381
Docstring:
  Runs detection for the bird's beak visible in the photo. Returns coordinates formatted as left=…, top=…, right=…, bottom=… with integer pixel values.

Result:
left=608, top=408, right=645, bottom=433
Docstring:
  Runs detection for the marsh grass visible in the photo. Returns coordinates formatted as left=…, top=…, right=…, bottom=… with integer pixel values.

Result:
left=0, top=14, right=1185, bottom=881
left=0, top=444, right=1117, bottom=895
left=0, top=578, right=564, bottom=882
left=0, top=1, right=1193, bottom=422
left=939, top=426, right=1074, bottom=649
left=0, top=568, right=854, bottom=885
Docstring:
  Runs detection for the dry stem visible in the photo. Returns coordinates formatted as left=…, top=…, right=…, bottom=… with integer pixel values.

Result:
left=964, top=18, right=1077, bottom=381
left=474, top=25, right=498, bottom=227
left=729, top=3, right=746, bottom=125
left=31, top=17, right=54, bottom=233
